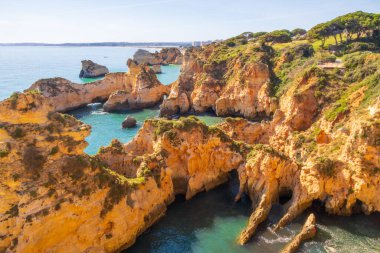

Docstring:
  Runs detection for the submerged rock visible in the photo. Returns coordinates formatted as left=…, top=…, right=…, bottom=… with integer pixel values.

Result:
left=79, top=60, right=109, bottom=78
left=122, top=116, right=137, bottom=128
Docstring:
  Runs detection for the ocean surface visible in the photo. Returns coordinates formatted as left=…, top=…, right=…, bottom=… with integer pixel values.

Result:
left=0, top=46, right=379, bottom=253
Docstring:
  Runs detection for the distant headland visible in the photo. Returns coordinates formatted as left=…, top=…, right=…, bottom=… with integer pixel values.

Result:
left=0, top=42, right=193, bottom=47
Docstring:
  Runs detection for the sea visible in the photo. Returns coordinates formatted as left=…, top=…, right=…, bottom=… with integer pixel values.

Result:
left=0, top=46, right=379, bottom=253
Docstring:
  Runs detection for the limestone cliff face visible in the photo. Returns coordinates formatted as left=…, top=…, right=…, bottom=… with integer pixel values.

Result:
left=133, top=48, right=183, bottom=66
left=1, top=36, right=380, bottom=252
left=103, top=60, right=170, bottom=112
left=218, top=53, right=380, bottom=244
left=119, top=117, right=245, bottom=199
left=160, top=43, right=277, bottom=119
left=0, top=95, right=246, bottom=252
left=0, top=94, right=174, bottom=253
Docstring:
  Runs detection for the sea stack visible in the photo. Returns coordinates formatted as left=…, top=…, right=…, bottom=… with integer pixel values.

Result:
left=79, top=60, right=109, bottom=78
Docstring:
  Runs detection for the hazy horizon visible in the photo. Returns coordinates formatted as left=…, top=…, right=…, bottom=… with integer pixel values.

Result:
left=0, top=0, right=379, bottom=43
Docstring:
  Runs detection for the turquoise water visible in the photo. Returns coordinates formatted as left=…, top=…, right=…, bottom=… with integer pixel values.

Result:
left=127, top=175, right=380, bottom=253
left=157, top=64, right=182, bottom=85
left=70, top=106, right=225, bottom=155
left=0, top=46, right=379, bottom=253
left=69, top=104, right=160, bottom=154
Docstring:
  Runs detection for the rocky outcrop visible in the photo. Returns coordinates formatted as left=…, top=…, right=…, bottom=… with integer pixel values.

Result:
left=28, top=75, right=124, bottom=112
left=1, top=85, right=380, bottom=252
left=79, top=60, right=109, bottom=78
left=160, top=43, right=277, bottom=119
left=102, top=60, right=170, bottom=112
left=122, top=116, right=137, bottom=128
left=0, top=95, right=245, bottom=252
left=133, top=48, right=183, bottom=66
left=281, top=213, right=317, bottom=253
left=1, top=34, right=380, bottom=253
left=28, top=60, right=168, bottom=112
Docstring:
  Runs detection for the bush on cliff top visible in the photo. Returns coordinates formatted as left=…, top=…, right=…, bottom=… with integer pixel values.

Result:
left=325, top=52, right=380, bottom=121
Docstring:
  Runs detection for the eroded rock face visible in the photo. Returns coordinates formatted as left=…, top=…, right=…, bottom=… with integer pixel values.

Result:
left=102, top=60, right=170, bottom=112
left=133, top=48, right=183, bottom=65
left=1, top=38, right=380, bottom=253
left=0, top=96, right=245, bottom=253
left=1, top=88, right=379, bottom=252
left=79, top=60, right=109, bottom=78
left=160, top=43, right=277, bottom=119
left=0, top=94, right=175, bottom=253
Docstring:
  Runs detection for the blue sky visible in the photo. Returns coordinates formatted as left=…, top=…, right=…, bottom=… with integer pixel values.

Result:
left=0, top=0, right=379, bottom=43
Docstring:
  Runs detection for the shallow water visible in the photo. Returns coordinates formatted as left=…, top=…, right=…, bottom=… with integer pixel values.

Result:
left=157, top=64, right=182, bottom=85
left=1, top=46, right=379, bottom=253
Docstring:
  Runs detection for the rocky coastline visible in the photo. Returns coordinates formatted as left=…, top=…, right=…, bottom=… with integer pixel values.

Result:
left=1, top=12, right=380, bottom=252
left=28, top=60, right=170, bottom=113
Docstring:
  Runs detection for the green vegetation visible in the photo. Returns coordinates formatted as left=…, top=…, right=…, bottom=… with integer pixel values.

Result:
left=9, top=92, right=19, bottom=109
left=23, top=146, right=45, bottom=175
left=247, top=144, right=285, bottom=160
left=49, top=146, right=59, bottom=155
left=264, top=29, right=292, bottom=43
left=29, top=190, right=38, bottom=198
left=26, top=89, right=41, bottom=95
left=291, top=28, right=307, bottom=36
left=315, top=157, right=335, bottom=177
left=11, top=127, right=25, bottom=139
left=0, top=148, right=9, bottom=158
left=5, top=204, right=19, bottom=218
left=308, top=11, right=380, bottom=48
left=61, top=155, right=88, bottom=180
left=271, top=44, right=317, bottom=97
left=324, top=51, right=380, bottom=121
left=150, top=116, right=207, bottom=138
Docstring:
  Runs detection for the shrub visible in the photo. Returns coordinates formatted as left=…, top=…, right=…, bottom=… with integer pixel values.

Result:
left=264, top=30, right=292, bottom=43
left=23, top=146, right=45, bottom=174
left=345, top=42, right=377, bottom=53
left=9, top=92, right=19, bottom=109
left=252, top=32, right=267, bottom=38
left=315, top=157, right=335, bottom=177
left=6, top=204, right=19, bottom=217
left=61, top=156, right=88, bottom=180
left=0, top=149, right=9, bottom=158
left=49, top=146, right=59, bottom=155
left=11, top=127, right=25, bottom=139
left=226, top=41, right=236, bottom=47
left=291, top=28, right=307, bottom=36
